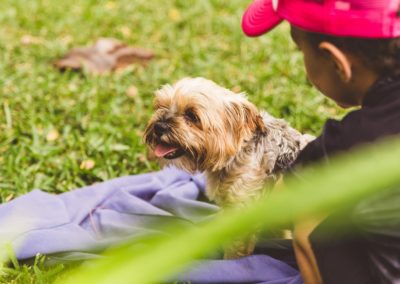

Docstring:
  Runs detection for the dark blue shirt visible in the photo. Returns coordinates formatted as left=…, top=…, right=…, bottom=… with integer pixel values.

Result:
left=293, top=75, right=400, bottom=284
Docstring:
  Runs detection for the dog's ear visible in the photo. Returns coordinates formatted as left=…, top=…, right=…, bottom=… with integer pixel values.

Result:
left=153, top=84, right=174, bottom=109
left=242, top=102, right=267, bottom=135
left=227, top=98, right=267, bottom=138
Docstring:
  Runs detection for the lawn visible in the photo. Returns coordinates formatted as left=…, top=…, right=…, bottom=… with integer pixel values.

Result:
left=0, top=0, right=342, bottom=282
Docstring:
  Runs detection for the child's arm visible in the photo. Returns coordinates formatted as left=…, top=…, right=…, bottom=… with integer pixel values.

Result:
left=292, top=216, right=325, bottom=284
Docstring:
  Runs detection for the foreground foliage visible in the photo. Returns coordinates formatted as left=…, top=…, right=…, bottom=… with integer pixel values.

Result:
left=0, top=0, right=346, bottom=282
left=60, top=138, right=400, bottom=284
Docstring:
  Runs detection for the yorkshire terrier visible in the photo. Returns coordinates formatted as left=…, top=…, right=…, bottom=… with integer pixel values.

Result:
left=144, top=77, right=313, bottom=258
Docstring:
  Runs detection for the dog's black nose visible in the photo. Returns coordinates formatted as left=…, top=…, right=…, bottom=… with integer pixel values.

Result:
left=154, top=122, right=169, bottom=135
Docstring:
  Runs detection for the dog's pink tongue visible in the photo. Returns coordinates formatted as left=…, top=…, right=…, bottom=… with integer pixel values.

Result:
left=154, top=144, right=177, bottom=158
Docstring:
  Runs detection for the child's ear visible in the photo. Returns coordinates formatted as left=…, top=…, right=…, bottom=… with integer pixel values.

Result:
left=319, top=41, right=352, bottom=83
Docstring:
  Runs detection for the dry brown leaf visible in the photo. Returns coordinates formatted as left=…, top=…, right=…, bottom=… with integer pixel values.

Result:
left=119, top=26, right=131, bottom=37
left=231, top=86, right=241, bottom=93
left=137, top=153, right=147, bottom=162
left=135, top=129, right=144, bottom=136
left=54, top=38, right=154, bottom=74
left=46, top=129, right=60, bottom=141
left=21, top=35, right=43, bottom=45
left=127, top=85, right=138, bottom=98
left=80, top=159, right=95, bottom=170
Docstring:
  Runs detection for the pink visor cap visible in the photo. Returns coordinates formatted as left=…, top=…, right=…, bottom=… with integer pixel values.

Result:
left=242, top=0, right=400, bottom=38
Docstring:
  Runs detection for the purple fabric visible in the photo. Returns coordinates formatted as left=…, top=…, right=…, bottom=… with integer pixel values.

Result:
left=0, top=166, right=302, bottom=284
left=176, top=255, right=302, bottom=284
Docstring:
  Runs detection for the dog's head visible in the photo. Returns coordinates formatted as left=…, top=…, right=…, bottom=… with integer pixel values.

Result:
left=144, top=77, right=266, bottom=172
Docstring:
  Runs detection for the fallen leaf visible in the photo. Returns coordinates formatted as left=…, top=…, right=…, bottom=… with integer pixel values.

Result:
left=127, top=85, right=138, bottom=98
left=80, top=159, right=95, bottom=170
left=137, top=153, right=146, bottom=162
left=231, top=86, right=241, bottom=93
left=135, top=129, right=144, bottom=136
left=16, top=63, right=32, bottom=72
left=54, top=38, right=154, bottom=74
left=46, top=129, right=60, bottom=141
left=68, top=83, right=78, bottom=92
left=119, top=26, right=131, bottom=37
left=113, top=46, right=154, bottom=70
left=21, top=35, right=43, bottom=45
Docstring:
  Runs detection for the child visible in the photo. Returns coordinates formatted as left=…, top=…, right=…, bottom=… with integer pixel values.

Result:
left=242, top=1, right=400, bottom=283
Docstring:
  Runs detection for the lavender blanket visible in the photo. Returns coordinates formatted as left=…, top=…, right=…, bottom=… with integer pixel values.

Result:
left=0, top=167, right=302, bottom=284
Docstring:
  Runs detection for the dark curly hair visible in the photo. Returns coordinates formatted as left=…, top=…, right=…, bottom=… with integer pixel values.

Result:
left=303, top=31, right=400, bottom=77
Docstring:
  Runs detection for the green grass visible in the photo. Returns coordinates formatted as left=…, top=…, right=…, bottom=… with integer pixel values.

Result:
left=0, top=248, right=66, bottom=284
left=0, top=0, right=343, bottom=282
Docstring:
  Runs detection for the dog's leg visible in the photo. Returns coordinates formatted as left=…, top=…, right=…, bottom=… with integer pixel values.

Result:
left=221, top=199, right=261, bottom=259
left=224, top=233, right=258, bottom=259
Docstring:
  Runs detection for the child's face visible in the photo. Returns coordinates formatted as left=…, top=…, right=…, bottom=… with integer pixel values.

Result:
left=290, top=26, right=361, bottom=108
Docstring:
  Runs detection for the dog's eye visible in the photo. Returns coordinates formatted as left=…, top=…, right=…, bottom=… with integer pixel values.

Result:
left=184, top=109, right=199, bottom=123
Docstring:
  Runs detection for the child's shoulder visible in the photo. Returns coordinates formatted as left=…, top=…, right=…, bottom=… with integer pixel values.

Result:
left=296, top=98, right=400, bottom=167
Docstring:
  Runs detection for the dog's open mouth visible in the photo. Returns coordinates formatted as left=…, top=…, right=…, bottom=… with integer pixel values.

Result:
left=154, top=143, right=184, bottom=159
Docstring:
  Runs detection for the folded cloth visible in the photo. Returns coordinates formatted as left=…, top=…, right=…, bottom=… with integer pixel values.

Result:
left=0, top=166, right=301, bottom=284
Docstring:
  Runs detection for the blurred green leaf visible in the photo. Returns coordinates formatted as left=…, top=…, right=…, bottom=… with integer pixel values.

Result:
left=61, top=138, right=400, bottom=284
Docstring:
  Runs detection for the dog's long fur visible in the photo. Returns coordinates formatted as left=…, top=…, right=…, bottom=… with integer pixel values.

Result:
left=144, top=77, right=313, bottom=257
